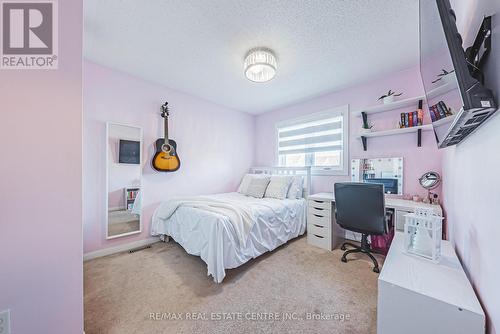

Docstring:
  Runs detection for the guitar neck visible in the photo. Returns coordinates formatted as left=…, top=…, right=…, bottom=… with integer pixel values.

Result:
left=164, top=115, right=169, bottom=145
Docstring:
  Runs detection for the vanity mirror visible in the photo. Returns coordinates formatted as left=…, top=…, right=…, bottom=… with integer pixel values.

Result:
left=351, top=157, right=403, bottom=195
left=106, top=122, right=143, bottom=239
left=419, top=172, right=441, bottom=190
left=419, top=171, right=441, bottom=204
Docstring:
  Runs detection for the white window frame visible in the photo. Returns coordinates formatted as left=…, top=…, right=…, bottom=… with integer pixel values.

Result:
left=275, top=105, right=349, bottom=176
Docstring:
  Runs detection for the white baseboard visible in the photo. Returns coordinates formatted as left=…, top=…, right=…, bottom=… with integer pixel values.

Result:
left=83, top=237, right=160, bottom=261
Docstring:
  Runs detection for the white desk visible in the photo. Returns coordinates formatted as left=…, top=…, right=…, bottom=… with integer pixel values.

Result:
left=309, top=192, right=442, bottom=238
left=378, top=232, right=485, bottom=334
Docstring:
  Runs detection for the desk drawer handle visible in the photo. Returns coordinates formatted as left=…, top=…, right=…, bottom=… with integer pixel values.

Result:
left=313, top=207, right=324, bottom=211
left=313, top=234, right=324, bottom=239
left=313, top=214, right=324, bottom=218
left=313, top=224, right=324, bottom=228
left=313, top=200, right=324, bottom=204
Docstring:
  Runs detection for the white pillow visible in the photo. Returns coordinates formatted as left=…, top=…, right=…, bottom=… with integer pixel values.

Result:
left=245, top=177, right=271, bottom=198
left=265, top=176, right=294, bottom=200
left=237, top=174, right=269, bottom=193
left=287, top=176, right=304, bottom=199
left=237, top=174, right=253, bottom=194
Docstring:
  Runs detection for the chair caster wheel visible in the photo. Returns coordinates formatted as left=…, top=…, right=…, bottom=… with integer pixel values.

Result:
left=373, top=267, right=380, bottom=273
left=341, top=257, right=347, bottom=263
left=341, top=245, right=346, bottom=251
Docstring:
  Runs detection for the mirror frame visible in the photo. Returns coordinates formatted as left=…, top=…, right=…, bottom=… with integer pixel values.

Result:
left=105, top=122, right=143, bottom=240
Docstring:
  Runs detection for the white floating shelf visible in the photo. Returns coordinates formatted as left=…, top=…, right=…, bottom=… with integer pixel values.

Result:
left=355, top=96, right=425, bottom=117
left=431, top=114, right=457, bottom=127
left=357, top=124, right=432, bottom=139
left=427, top=82, right=457, bottom=100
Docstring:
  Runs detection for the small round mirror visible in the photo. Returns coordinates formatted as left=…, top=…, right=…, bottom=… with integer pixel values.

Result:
left=419, top=171, right=441, bottom=190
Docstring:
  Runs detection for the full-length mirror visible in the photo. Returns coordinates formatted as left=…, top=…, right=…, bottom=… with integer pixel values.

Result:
left=351, top=157, right=403, bottom=195
left=106, top=122, right=143, bottom=239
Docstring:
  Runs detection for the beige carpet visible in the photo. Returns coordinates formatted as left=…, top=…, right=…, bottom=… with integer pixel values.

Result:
left=84, top=236, right=383, bottom=334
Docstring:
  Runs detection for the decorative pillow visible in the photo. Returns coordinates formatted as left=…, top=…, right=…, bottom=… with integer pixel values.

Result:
left=287, top=176, right=304, bottom=199
left=245, top=176, right=271, bottom=198
left=265, top=176, right=294, bottom=200
left=237, top=174, right=253, bottom=194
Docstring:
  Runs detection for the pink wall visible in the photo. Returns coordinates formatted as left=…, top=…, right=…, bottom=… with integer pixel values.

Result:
left=0, top=1, right=83, bottom=333
left=255, top=66, right=443, bottom=198
left=443, top=1, right=500, bottom=333
left=83, top=61, right=255, bottom=254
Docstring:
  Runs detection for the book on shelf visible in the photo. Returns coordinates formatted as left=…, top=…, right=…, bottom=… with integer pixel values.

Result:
left=398, top=99, right=425, bottom=129
left=417, top=100, right=424, bottom=126
left=429, top=100, right=452, bottom=123
left=399, top=111, right=423, bottom=128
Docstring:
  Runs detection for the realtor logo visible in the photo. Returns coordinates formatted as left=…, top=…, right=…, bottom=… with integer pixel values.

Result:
left=1, top=1, right=58, bottom=69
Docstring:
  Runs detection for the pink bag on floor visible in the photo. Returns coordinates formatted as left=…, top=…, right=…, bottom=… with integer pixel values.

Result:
left=371, top=228, right=394, bottom=255
left=370, top=212, right=395, bottom=255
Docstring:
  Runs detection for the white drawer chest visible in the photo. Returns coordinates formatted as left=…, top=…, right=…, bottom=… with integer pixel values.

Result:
left=378, top=232, right=485, bottom=334
left=306, top=193, right=344, bottom=251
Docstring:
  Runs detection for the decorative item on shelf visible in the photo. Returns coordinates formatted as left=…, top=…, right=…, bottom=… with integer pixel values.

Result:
left=412, top=195, right=421, bottom=202
left=417, top=99, right=424, bottom=125
left=431, top=69, right=455, bottom=84
left=361, top=117, right=374, bottom=134
left=419, top=171, right=441, bottom=204
left=429, top=100, right=453, bottom=122
left=378, top=90, right=403, bottom=104
left=404, top=208, right=444, bottom=262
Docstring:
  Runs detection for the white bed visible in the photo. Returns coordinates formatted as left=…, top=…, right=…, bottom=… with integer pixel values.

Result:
left=151, top=167, right=311, bottom=283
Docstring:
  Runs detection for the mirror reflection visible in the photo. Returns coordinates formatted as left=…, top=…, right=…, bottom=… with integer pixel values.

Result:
left=420, top=0, right=462, bottom=142
left=107, top=123, right=142, bottom=239
left=351, top=157, right=403, bottom=195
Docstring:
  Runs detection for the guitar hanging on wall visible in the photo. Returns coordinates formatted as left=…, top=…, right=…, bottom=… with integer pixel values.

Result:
left=152, top=102, right=181, bottom=172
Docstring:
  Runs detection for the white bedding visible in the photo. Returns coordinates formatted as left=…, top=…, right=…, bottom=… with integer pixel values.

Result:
left=151, top=192, right=306, bottom=283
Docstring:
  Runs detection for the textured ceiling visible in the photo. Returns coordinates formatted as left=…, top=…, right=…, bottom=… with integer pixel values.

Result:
left=84, top=0, right=419, bottom=114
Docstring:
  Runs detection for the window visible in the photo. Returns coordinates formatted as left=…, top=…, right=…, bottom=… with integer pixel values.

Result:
left=276, top=106, right=349, bottom=175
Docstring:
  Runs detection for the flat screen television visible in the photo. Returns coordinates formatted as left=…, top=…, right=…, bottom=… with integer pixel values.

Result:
left=119, top=139, right=140, bottom=164
left=420, top=0, right=497, bottom=148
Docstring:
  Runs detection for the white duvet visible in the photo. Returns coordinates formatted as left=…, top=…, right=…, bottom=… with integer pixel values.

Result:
left=151, top=192, right=306, bottom=283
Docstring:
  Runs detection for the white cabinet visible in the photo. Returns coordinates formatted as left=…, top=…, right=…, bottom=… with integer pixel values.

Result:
left=306, top=194, right=344, bottom=250
left=377, top=233, right=485, bottom=334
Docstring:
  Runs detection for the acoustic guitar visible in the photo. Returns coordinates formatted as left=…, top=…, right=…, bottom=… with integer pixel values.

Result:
left=152, top=102, right=181, bottom=172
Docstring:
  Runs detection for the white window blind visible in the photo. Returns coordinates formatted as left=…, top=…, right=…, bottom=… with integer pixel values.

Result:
left=276, top=106, right=349, bottom=175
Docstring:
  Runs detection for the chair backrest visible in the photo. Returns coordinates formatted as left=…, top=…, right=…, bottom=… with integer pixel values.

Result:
left=334, top=182, right=387, bottom=235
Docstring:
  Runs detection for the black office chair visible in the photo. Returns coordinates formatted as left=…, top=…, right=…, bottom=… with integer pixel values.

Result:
left=334, top=182, right=389, bottom=273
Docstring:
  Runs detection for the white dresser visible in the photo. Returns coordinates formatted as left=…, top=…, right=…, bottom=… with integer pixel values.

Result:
left=378, top=232, right=485, bottom=334
left=306, top=193, right=344, bottom=250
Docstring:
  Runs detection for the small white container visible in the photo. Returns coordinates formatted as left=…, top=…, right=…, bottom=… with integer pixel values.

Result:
left=360, top=127, right=372, bottom=135
left=404, top=208, right=443, bottom=262
left=382, top=95, right=395, bottom=104
left=441, top=72, right=457, bottom=84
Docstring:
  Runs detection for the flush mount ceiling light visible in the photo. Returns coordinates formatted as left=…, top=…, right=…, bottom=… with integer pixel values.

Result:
left=244, top=48, right=277, bottom=83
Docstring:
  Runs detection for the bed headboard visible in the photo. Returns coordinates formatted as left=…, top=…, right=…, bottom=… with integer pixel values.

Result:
left=248, top=166, right=312, bottom=198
